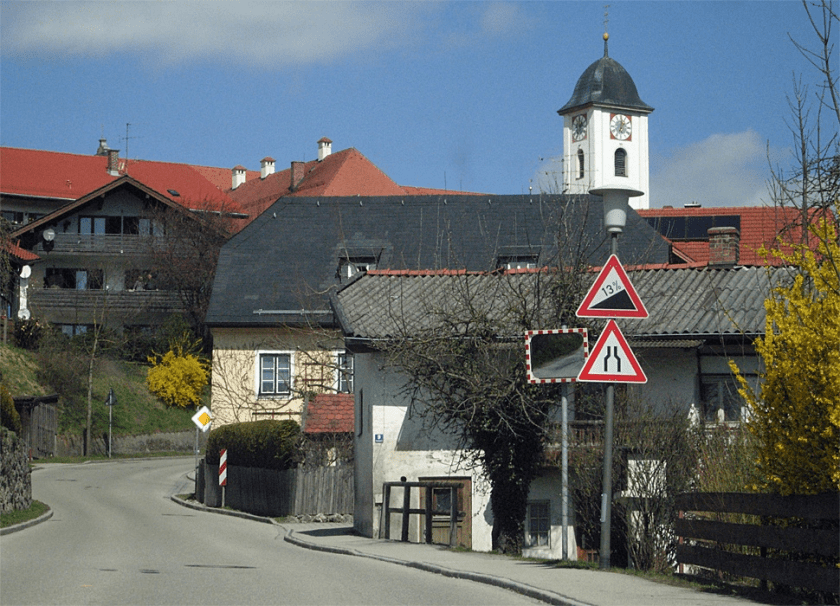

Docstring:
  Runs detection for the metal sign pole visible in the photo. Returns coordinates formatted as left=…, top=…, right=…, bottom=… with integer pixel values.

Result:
left=599, top=233, right=619, bottom=570
left=561, top=381, right=569, bottom=561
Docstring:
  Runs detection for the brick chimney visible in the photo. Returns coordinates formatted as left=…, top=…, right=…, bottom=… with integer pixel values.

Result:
left=107, top=149, right=121, bottom=176
left=232, top=165, right=247, bottom=189
left=290, top=161, right=305, bottom=191
left=708, top=226, right=740, bottom=266
left=318, top=137, right=332, bottom=162
left=260, top=157, right=275, bottom=179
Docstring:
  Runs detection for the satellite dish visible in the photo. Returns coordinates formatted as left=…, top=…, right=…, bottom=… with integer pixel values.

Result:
left=20, top=265, right=31, bottom=279
left=43, top=228, right=56, bottom=242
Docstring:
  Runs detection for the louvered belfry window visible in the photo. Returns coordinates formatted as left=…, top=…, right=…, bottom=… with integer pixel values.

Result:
left=577, top=149, right=585, bottom=179
left=614, top=148, right=627, bottom=177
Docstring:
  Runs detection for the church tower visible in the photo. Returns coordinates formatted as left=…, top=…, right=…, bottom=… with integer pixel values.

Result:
left=558, top=33, right=653, bottom=209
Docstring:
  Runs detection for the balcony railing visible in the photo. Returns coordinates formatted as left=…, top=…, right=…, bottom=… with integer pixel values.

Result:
left=28, top=288, right=185, bottom=326
left=34, top=233, right=169, bottom=255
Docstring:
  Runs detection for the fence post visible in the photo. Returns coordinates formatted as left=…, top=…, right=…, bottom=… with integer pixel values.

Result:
left=382, top=484, right=391, bottom=539
left=448, top=486, right=457, bottom=547
left=401, top=482, right=410, bottom=542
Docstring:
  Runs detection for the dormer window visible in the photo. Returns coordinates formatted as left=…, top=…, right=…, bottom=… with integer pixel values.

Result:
left=614, top=148, right=627, bottom=177
left=577, top=149, right=585, bottom=180
left=497, top=254, right=538, bottom=270
left=338, top=256, right=377, bottom=281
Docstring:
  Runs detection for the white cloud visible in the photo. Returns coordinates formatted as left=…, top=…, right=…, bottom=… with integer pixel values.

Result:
left=650, top=131, right=772, bottom=208
left=0, top=2, right=429, bottom=67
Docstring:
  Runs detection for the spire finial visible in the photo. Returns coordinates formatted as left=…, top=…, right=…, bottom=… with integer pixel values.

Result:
left=603, top=4, right=610, bottom=56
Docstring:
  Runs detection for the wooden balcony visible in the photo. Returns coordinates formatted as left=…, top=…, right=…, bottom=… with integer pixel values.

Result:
left=28, top=288, right=185, bottom=327
left=33, top=233, right=168, bottom=256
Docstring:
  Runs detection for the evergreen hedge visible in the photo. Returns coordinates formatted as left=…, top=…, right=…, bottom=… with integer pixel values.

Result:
left=205, top=419, right=300, bottom=470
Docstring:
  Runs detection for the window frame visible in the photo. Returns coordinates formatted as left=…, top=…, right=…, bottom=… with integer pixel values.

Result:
left=614, top=148, right=627, bottom=177
left=256, top=351, right=294, bottom=398
left=337, top=351, right=354, bottom=393
left=700, top=373, right=755, bottom=424
left=525, top=500, right=551, bottom=548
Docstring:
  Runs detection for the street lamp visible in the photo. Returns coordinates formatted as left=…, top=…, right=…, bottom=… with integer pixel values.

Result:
left=589, top=183, right=643, bottom=569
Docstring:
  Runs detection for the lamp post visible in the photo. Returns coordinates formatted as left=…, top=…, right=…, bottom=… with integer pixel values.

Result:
left=589, top=183, right=643, bottom=569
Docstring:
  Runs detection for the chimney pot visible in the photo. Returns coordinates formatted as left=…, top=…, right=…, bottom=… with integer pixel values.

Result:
left=708, top=226, right=740, bottom=266
left=318, top=137, right=332, bottom=162
left=290, top=161, right=305, bottom=191
left=232, top=165, right=247, bottom=189
left=260, top=157, right=276, bottom=179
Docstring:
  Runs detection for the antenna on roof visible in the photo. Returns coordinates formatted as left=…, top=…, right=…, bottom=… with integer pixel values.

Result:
left=122, top=122, right=142, bottom=171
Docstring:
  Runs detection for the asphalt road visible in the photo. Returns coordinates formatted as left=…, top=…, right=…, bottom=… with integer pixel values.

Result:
left=0, top=458, right=540, bottom=606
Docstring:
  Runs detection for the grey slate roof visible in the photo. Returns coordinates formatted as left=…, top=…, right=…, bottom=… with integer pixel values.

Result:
left=205, top=195, right=671, bottom=327
left=559, top=54, right=653, bottom=115
left=332, top=266, right=790, bottom=343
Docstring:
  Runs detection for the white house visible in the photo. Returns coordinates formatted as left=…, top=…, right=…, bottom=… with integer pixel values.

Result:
left=332, top=265, right=776, bottom=557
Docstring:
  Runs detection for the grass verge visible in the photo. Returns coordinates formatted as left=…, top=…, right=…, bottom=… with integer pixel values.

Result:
left=1, top=500, right=50, bottom=529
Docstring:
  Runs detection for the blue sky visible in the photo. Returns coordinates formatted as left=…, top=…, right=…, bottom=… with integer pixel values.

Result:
left=1, top=1, right=834, bottom=207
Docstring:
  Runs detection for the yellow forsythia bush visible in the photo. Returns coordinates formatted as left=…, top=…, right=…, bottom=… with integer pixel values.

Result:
left=147, top=346, right=209, bottom=408
left=731, top=215, right=840, bottom=494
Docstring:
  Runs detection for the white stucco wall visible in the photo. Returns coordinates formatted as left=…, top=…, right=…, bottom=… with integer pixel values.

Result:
left=353, top=352, right=494, bottom=552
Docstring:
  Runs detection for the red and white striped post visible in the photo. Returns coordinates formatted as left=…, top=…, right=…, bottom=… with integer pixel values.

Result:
left=219, top=449, right=227, bottom=508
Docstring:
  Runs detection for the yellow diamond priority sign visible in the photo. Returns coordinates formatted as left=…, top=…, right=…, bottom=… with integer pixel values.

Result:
left=191, top=406, right=213, bottom=433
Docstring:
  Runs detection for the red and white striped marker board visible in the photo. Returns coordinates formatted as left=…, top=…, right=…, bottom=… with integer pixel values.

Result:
left=219, top=449, right=228, bottom=486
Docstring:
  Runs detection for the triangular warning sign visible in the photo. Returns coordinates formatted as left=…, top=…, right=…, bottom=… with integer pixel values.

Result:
left=577, top=320, right=647, bottom=383
left=576, top=254, right=648, bottom=319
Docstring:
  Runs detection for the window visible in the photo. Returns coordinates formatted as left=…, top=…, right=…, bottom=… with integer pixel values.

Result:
left=79, top=216, right=145, bottom=235
left=526, top=501, right=550, bottom=547
left=338, top=256, right=377, bottom=281
left=577, top=149, right=585, bottom=179
left=259, top=353, right=292, bottom=397
left=700, top=374, right=748, bottom=423
left=58, top=324, right=90, bottom=337
left=337, top=352, right=354, bottom=393
left=614, top=148, right=627, bottom=177
left=45, top=268, right=103, bottom=290
left=497, top=254, right=538, bottom=270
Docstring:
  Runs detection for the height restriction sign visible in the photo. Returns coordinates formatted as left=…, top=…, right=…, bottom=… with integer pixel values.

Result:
left=576, top=255, right=648, bottom=319
left=576, top=319, right=647, bottom=383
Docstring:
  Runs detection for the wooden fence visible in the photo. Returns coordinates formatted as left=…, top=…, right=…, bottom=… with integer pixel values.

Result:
left=675, top=491, right=839, bottom=595
left=197, top=461, right=353, bottom=518
left=13, top=395, right=58, bottom=459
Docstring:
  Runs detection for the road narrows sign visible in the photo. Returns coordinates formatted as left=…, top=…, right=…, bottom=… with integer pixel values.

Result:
left=576, top=254, right=648, bottom=319
left=576, top=319, right=647, bottom=383
left=219, top=449, right=227, bottom=487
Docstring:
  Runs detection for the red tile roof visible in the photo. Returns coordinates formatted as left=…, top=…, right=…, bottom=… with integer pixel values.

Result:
left=5, top=240, right=39, bottom=262
left=1, top=147, right=244, bottom=216
left=228, top=147, right=483, bottom=228
left=638, top=206, right=826, bottom=266
left=303, top=393, right=354, bottom=434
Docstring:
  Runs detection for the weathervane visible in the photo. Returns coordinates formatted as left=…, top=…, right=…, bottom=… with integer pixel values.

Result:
left=603, top=4, right=610, bottom=56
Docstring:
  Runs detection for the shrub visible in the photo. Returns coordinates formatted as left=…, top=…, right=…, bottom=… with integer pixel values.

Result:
left=13, top=318, right=44, bottom=350
left=147, top=346, right=208, bottom=408
left=0, top=383, right=21, bottom=435
left=206, top=420, right=301, bottom=470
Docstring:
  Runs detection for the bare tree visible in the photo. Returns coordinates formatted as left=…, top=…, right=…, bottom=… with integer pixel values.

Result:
left=144, top=199, right=235, bottom=345
left=768, top=1, right=839, bottom=245
left=376, top=198, right=601, bottom=554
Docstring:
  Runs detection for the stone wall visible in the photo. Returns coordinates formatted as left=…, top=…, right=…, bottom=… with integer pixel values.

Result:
left=56, top=430, right=206, bottom=458
left=0, top=427, right=32, bottom=514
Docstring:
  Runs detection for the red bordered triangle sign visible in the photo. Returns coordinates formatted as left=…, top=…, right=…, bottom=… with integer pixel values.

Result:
left=576, top=254, right=648, bottom=319
left=577, top=319, right=647, bottom=383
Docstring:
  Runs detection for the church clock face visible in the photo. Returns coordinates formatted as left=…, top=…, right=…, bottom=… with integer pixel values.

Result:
left=610, top=114, right=632, bottom=140
left=572, top=114, right=587, bottom=141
